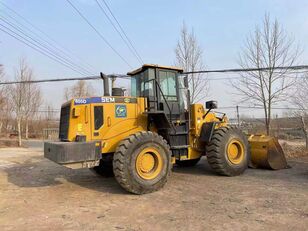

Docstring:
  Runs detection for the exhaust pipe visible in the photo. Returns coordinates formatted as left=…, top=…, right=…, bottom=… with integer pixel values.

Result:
left=100, top=72, right=110, bottom=96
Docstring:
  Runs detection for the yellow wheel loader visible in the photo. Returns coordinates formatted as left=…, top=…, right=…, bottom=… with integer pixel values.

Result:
left=44, top=64, right=287, bottom=194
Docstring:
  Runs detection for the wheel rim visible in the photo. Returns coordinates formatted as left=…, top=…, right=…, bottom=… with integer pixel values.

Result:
left=135, top=147, right=163, bottom=180
left=227, top=139, right=245, bottom=165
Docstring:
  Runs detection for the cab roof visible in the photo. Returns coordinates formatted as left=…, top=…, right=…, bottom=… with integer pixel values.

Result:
left=127, top=64, right=183, bottom=76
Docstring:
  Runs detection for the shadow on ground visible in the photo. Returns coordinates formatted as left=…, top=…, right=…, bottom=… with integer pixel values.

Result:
left=4, top=156, right=126, bottom=194
left=172, top=158, right=217, bottom=176
left=4, top=155, right=217, bottom=193
left=4, top=155, right=308, bottom=194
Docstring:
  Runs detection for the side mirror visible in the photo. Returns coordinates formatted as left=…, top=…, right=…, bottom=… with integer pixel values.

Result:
left=206, top=100, right=218, bottom=109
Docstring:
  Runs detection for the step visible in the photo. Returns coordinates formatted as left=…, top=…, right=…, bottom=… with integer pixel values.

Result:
left=170, top=132, right=189, bottom=136
left=171, top=120, right=189, bottom=123
left=170, top=145, right=190, bottom=150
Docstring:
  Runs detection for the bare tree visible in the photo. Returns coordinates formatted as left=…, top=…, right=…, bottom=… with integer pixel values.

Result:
left=293, top=75, right=308, bottom=149
left=9, top=59, right=42, bottom=146
left=0, top=96, right=11, bottom=134
left=0, top=65, right=6, bottom=133
left=24, top=74, right=42, bottom=139
left=64, top=80, right=95, bottom=101
left=0, top=64, right=4, bottom=107
left=293, top=75, right=308, bottom=111
left=300, top=116, right=308, bottom=150
left=0, top=66, right=13, bottom=134
left=175, top=23, right=208, bottom=103
left=233, top=14, right=300, bottom=135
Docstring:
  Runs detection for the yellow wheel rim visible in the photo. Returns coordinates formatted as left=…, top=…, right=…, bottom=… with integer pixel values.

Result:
left=227, top=139, right=245, bottom=165
left=135, top=147, right=163, bottom=180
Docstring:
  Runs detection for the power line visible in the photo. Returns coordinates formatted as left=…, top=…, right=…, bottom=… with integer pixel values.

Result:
left=0, top=25, right=88, bottom=76
left=0, top=22, right=88, bottom=76
left=0, top=75, right=100, bottom=85
left=96, top=0, right=144, bottom=64
left=219, top=105, right=308, bottom=111
left=65, top=0, right=133, bottom=69
left=1, top=65, right=307, bottom=85
left=183, top=65, right=308, bottom=74
left=0, top=74, right=130, bottom=85
left=0, top=16, right=92, bottom=76
left=11, top=106, right=308, bottom=113
left=240, top=106, right=308, bottom=111
left=31, top=110, right=60, bottom=113
left=0, top=1, right=97, bottom=74
left=205, top=74, right=302, bottom=81
left=94, top=0, right=143, bottom=64
left=38, top=110, right=60, bottom=112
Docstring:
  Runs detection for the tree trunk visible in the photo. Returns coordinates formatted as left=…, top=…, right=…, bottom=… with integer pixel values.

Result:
left=305, top=133, right=308, bottom=150
left=300, top=116, right=308, bottom=150
left=266, top=119, right=271, bottom=135
left=25, top=119, right=29, bottom=140
left=17, top=118, right=22, bottom=147
left=263, top=104, right=270, bottom=135
left=267, top=101, right=271, bottom=135
left=264, top=118, right=270, bottom=135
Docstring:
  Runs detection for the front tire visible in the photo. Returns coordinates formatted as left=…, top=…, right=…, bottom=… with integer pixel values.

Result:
left=206, top=127, right=249, bottom=176
left=113, top=131, right=172, bottom=194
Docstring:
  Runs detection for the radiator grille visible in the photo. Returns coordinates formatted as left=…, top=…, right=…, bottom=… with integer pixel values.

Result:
left=59, top=104, right=70, bottom=140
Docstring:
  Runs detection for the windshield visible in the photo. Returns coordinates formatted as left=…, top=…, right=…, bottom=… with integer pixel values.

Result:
left=130, top=69, right=155, bottom=97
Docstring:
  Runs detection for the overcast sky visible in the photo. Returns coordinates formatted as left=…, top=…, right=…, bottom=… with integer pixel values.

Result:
left=1, top=0, right=308, bottom=118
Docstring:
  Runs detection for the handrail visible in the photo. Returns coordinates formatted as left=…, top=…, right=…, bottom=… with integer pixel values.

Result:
left=154, top=79, right=176, bottom=133
left=154, top=79, right=172, bottom=116
left=141, top=78, right=176, bottom=132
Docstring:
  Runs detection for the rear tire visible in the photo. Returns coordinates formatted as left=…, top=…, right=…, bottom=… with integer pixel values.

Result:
left=176, top=158, right=201, bottom=167
left=113, top=131, right=172, bottom=194
left=206, top=127, right=249, bottom=176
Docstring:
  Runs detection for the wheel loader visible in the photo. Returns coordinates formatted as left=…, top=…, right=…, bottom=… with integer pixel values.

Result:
left=44, top=64, right=287, bottom=194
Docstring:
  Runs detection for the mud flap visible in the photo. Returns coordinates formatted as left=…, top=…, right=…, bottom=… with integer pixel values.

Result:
left=44, top=141, right=101, bottom=169
left=248, top=135, right=288, bottom=170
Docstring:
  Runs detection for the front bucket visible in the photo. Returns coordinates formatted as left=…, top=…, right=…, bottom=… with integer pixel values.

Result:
left=248, top=134, right=288, bottom=170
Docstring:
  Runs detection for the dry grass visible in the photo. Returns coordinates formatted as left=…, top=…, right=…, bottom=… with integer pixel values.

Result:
left=0, top=139, right=20, bottom=148
left=280, top=142, right=308, bottom=158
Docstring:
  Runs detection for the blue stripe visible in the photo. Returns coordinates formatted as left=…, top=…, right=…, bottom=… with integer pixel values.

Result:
left=74, top=97, right=115, bottom=105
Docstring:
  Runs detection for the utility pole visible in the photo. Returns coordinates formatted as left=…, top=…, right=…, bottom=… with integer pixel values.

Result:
left=236, top=105, right=240, bottom=127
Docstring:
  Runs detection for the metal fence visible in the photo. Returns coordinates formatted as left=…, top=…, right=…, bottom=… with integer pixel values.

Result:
left=43, top=128, right=59, bottom=141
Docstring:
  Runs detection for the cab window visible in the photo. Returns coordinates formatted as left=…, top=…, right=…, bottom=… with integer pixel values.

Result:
left=159, top=70, right=177, bottom=101
left=131, top=69, right=154, bottom=97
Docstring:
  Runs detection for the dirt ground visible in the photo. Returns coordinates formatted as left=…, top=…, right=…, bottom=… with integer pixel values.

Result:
left=0, top=147, right=307, bottom=231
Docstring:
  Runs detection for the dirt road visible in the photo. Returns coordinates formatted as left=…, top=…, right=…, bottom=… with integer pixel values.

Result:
left=0, top=147, right=307, bottom=231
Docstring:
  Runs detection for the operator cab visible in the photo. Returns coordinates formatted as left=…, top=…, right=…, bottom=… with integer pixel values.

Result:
left=128, top=64, right=190, bottom=156
left=127, top=64, right=188, bottom=121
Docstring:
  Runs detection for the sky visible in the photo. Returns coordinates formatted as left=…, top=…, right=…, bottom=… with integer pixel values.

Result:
left=1, top=0, right=308, bottom=119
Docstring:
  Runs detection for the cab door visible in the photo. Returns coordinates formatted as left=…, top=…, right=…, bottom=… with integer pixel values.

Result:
left=157, top=69, right=181, bottom=120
